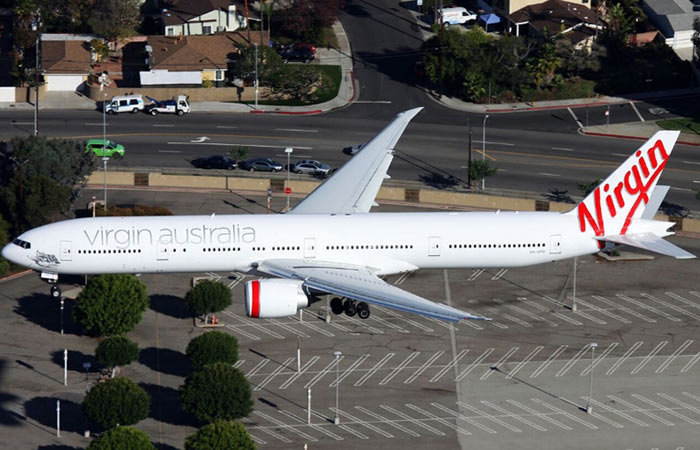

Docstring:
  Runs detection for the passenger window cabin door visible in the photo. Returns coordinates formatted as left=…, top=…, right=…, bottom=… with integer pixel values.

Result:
left=60, top=241, right=72, bottom=261
left=550, top=234, right=562, bottom=254
left=157, top=243, right=169, bottom=261
left=428, top=236, right=440, bottom=256
left=303, top=238, right=316, bottom=259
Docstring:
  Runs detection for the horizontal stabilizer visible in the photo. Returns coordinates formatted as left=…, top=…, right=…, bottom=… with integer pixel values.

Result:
left=595, top=233, right=696, bottom=259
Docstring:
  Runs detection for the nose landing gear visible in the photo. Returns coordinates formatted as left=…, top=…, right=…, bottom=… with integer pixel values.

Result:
left=50, top=285, right=62, bottom=298
left=330, top=297, right=371, bottom=319
left=40, top=272, right=61, bottom=298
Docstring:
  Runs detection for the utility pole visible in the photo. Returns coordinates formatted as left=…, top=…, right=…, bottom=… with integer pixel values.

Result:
left=254, top=44, right=259, bottom=110
left=467, top=118, right=472, bottom=190
left=586, top=342, right=598, bottom=414
left=437, top=0, right=444, bottom=97
left=481, top=115, right=489, bottom=190
left=33, top=10, right=41, bottom=136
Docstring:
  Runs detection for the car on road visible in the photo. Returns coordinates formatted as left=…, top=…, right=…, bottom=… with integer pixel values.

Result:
left=240, top=158, right=283, bottom=172
left=280, top=47, right=315, bottom=64
left=191, top=155, right=237, bottom=170
left=105, top=94, right=145, bottom=114
left=293, top=159, right=331, bottom=176
left=344, top=143, right=365, bottom=155
left=85, top=139, right=125, bottom=157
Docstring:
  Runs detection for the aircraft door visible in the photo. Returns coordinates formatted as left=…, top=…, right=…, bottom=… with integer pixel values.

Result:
left=428, top=236, right=441, bottom=256
left=156, top=243, right=169, bottom=261
left=60, top=241, right=72, bottom=261
left=303, top=238, right=316, bottom=259
left=550, top=234, right=562, bottom=254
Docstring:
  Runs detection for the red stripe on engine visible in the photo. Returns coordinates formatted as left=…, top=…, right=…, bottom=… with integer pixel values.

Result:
left=251, top=280, right=260, bottom=318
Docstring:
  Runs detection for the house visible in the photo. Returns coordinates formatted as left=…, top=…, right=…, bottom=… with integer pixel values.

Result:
left=158, top=0, right=247, bottom=36
left=489, top=0, right=593, bottom=15
left=642, top=0, right=700, bottom=54
left=508, top=0, right=604, bottom=49
left=141, top=32, right=268, bottom=87
left=41, top=34, right=95, bottom=91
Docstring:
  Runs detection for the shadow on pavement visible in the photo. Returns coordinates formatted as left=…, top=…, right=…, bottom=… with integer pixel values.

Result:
left=13, top=293, right=82, bottom=336
left=50, top=350, right=99, bottom=375
left=149, top=294, right=191, bottom=319
left=37, top=445, right=84, bottom=450
left=139, top=347, right=191, bottom=378
left=0, top=360, right=22, bottom=426
left=139, top=382, right=194, bottom=427
left=24, top=397, right=86, bottom=434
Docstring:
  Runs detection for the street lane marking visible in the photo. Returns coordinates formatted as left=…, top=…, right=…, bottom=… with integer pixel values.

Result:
left=506, top=346, right=543, bottom=379
left=84, top=122, right=107, bottom=126
left=331, top=354, right=369, bottom=387
left=457, top=401, right=522, bottom=433
left=304, top=356, right=342, bottom=389
left=167, top=141, right=313, bottom=150
left=355, top=406, right=420, bottom=437
left=216, top=125, right=238, bottom=129
left=152, top=124, right=175, bottom=127
left=556, top=344, right=591, bottom=377
left=480, top=400, right=547, bottom=431
left=456, top=348, right=494, bottom=381
left=552, top=146, right=574, bottom=152
left=430, top=350, right=468, bottom=383
left=332, top=408, right=394, bottom=438
left=278, top=356, right=320, bottom=390
left=631, top=394, right=698, bottom=424
left=506, top=399, right=572, bottom=430
left=616, top=294, right=681, bottom=322
left=481, top=347, right=519, bottom=380
left=681, top=352, right=700, bottom=373
left=531, top=345, right=567, bottom=378
left=405, top=351, right=444, bottom=384
left=380, top=352, right=421, bottom=385
left=612, top=153, right=629, bottom=157
left=606, top=341, right=643, bottom=375
left=581, top=343, right=618, bottom=376
left=379, top=405, right=446, bottom=436
left=431, top=403, right=495, bottom=434
left=631, top=341, right=668, bottom=374
left=533, top=398, right=598, bottom=429
left=606, top=396, right=674, bottom=426
left=587, top=398, right=648, bottom=427
left=683, top=161, right=700, bottom=166
left=354, top=100, right=392, bottom=104
left=630, top=101, right=645, bottom=122
left=538, top=172, right=561, bottom=177
left=157, top=150, right=182, bottom=153
left=354, top=353, right=394, bottom=386
left=254, top=357, right=295, bottom=391
left=567, top=107, right=583, bottom=128
left=591, top=295, right=656, bottom=323
left=275, top=128, right=319, bottom=133
left=656, top=340, right=693, bottom=374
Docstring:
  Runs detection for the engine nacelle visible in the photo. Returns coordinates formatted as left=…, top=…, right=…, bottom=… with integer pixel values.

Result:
left=245, top=279, right=309, bottom=318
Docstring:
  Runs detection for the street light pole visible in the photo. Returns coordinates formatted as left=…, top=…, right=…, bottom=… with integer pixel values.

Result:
left=102, top=157, right=108, bottom=211
left=467, top=118, right=472, bottom=190
left=254, top=43, right=259, bottom=110
left=33, top=11, right=41, bottom=136
left=586, top=342, right=597, bottom=414
left=285, top=147, right=293, bottom=211
left=334, top=351, right=341, bottom=425
left=103, top=92, right=108, bottom=211
left=481, top=114, right=489, bottom=190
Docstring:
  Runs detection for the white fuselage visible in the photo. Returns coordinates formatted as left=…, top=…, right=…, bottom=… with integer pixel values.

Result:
left=6, top=211, right=599, bottom=276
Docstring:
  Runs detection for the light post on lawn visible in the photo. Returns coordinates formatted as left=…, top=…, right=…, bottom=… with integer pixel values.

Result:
left=482, top=114, right=489, bottom=190
left=102, top=91, right=108, bottom=211
left=334, top=351, right=342, bottom=425
left=285, top=147, right=293, bottom=211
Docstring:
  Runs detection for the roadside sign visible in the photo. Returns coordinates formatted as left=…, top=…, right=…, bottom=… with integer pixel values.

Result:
left=285, top=187, right=292, bottom=195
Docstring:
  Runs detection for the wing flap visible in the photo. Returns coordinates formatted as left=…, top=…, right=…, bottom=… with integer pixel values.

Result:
left=595, top=233, right=696, bottom=259
left=257, top=259, right=489, bottom=322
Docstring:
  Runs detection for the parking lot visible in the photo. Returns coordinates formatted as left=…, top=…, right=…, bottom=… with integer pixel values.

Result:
left=1, top=188, right=699, bottom=449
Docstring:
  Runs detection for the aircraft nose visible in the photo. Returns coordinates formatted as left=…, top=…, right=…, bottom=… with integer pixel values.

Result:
left=1, top=242, right=21, bottom=265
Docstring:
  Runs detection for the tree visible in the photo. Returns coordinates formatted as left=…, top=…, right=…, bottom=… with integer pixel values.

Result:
left=186, top=331, right=239, bottom=371
left=527, top=40, right=561, bottom=89
left=73, top=274, right=149, bottom=336
left=468, top=160, right=497, bottom=189
left=83, top=377, right=150, bottom=429
left=600, top=3, right=633, bottom=61
left=229, top=146, right=249, bottom=162
left=578, top=178, right=602, bottom=197
left=89, top=0, right=140, bottom=42
left=277, top=0, right=344, bottom=43
left=231, top=45, right=283, bottom=84
left=185, top=421, right=257, bottom=450
left=271, top=65, right=322, bottom=101
left=87, top=426, right=155, bottom=450
left=180, top=363, right=253, bottom=423
left=0, top=136, right=95, bottom=236
left=0, top=215, right=10, bottom=276
left=185, top=280, right=232, bottom=323
left=693, top=17, right=700, bottom=69
left=95, top=336, right=140, bottom=377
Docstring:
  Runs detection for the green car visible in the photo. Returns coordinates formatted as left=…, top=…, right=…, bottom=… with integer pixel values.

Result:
left=85, top=139, right=125, bottom=157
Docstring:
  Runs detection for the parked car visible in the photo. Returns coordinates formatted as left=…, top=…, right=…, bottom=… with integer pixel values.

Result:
left=105, top=94, right=145, bottom=114
left=85, top=139, right=125, bottom=157
left=240, top=158, right=283, bottom=172
left=437, top=7, right=477, bottom=26
left=280, top=47, right=315, bottom=64
left=293, top=159, right=331, bottom=176
left=191, top=155, right=237, bottom=170
left=293, top=43, right=316, bottom=55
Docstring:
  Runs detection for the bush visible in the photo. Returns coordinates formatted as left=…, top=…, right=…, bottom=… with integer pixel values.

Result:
left=180, top=363, right=253, bottom=423
left=185, top=280, right=232, bottom=319
left=73, top=274, right=149, bottom=336
left=87, top=426, right=155, bottom=450
left=186, top=331, right=239, bottom=370
left=185, top=421, right=256, bottom=450
left=83, top=377, right=150, bottom=429
left=95, top=336, right=140, bottom=375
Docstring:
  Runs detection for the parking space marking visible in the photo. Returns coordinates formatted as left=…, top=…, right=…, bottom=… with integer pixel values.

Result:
left=405, top=351, right=444, bottom=384
left=457, top=401, right=522, bottom=433
left=506, top=399, right=572, bottom=430
left=572, top=308, right=607, bottom=325
left=333, top=407, right=395, bottom=438
left=406, top=403, right=471, bottom=435
left=574, top=298, right=631, bottom=324
left=297, top=319, right=335, bottom=337
left=607, top=341, right=643, bottom=375
left=267, top=318, right=310, bottom=337
left=229, top=314, right=286, bottom=339
left=607, top=395, right=674, bottom=426
left=304, top=356, right=343, bottom=389
left=245, top=422, right=293, bottom=443
left=657, top=393, right=700, bottom=420
left=247, top=434, right=266, bottom=445
left=631, top=341, right=667, bottom=374
left=587, top=398, right=648, bottom=427
left=355, top=406, right=420, bottom=437
left=507, top=346, right=543, bottom=379
left=430, top=350, right=468, bottom=383
left=581, top=343, right=618, bottom=376
left=531, top=345, right=568, bottom=378
left=591, top=295, right=656, bottom=323
left=532, top=398, right=598, bottom=429
left=577, top=397, right=624, bottom=428
left=278, top=356, right=320, bottom=390
left=233, top=360, right=245, bottom=369
left=681, top=351, right=700, bottom=373
left=491, top=268, right=508, bottom=280
left=246, top=359, right=269, bottom=377
left=277, top=410, right=343, bottom=441
left=254, top=357, right=295, bottom=391
left=665, top=292, right=700, bottom=309
left=631, top=394, right=699, bottom=425
left=425, top=316, right=459, bottom=330
left=552, top=311, right=584, bottom=326
left=380, top=352, right=421, bottom=385
left=308, top=423, right=344, bottom=441
left=456, top=348, right=494, bottom=381
left=468, top=269, right=485, bottom=281
left=225, top=323, right=261, bottom=341
left=379, top=405, right=446, bottom=436
left=656, top=340, right=693, bottom=374
left=354, top=353, right=394, bottom=386
left=370, top=315, right=410, bottom=334
left=480, top=400, right=547, bottom=431
left=641, top=293, right=700, bottom=321
left=556, top=344, right=590, bottom=377
left=616, top=294, right=681, bottom=322
left=337, top=424, right=370, bottom=440
left=495, top=299, right=558, bottom=327
left=481, top=347, right=519, bottom=380
left=331, top=354, right=369, bottom=387
left=374, top=306, right=435, bottom=332
left=431, top=403, right=496, bottom=434
left=254, top=411, right=319, bottom=441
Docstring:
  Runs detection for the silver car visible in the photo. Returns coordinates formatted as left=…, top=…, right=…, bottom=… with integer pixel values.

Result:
left=293, top=159, right=331, bottom=176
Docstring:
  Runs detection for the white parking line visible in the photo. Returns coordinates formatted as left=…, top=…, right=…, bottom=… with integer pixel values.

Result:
left=247, top=434, right=266, bottom=445
left=567, top=107, right=584, bottom=127
left=606, top=341, right=644, bottom=375
left=405, top=351, right=444, bottom=384
left=501, top=313, right=532, bottom=328
left=332, top=407, right=394, bottom=438
left=468, top=269, right=485, bottom=281
left=297, top=319, right=335, bottom=337
left=278, top=356, right=319, bottom=390
left=431, top=403, right=496, bottom=434
left=641, top=293, right=700, bottom=321
left=331, top=354, right=369, bottom=387
left=379, top=405, right=446, bottom=436
left=255, top=411, right=318, bottom=441
left=506, top=400, right=572, bottom=430
left=629, top=101, right=645, bottom=122
left=354, top=353, right=394, bottom=386
left=456, top=348, right=494, bottom=381
left=374, top=305, right=435, bottom=332
left=665, top=292, right=700, bottom=309
left=631, top=341, right=668, bottom=374
left=607, top=395, right=674, bottom=426
left=631, top=394, right=698, bottom=424
left=552, top=312, right=584, bottom=326
left=573, top=308, right=608, bottom=325
left=574, top=298, right=632, bottom=324
left=656, top=340, right=693, bottom=373
left=491, top=268, right=508, bottom=280
left=681, top=351, right=700, bottom=373
left=337, top=424, right=370, bottom=440
left=266, top=318, right=310, bottom=337
left=616, top=294, right=681, bottom=322
left=682, top=160, right=700, bottom=166
left=380, top=352, right=421, bottom=385
left=245, top=359, right=269, bottom=377
left=246, top=423, right=293, bottom=443
left=481, top=400, right=547, bottom=431
left=577, top=397, right=624, bottom=428
left=457, top=401, right=522, bottom=433
left=482, top=347, right=519, bottom=380
left=406, top=404, right=471, bottom=435
left=157, top=150, right=182, bottom=153
left=587, top=398, right=648, bottom=427
left=233, top=360, right=245, bottom=369
left=344, top=314, right=384, bottom=334
left=229, top=314, right=286, bottom=339
left=499, top=300, right=557, bottom=327
left=430, top=350, right=468, bottom=383
left=254, top=357, right=295, bottom=391
left=275, top=128, right=318, bottom=133
left=556, top=344, right=591, bottom=377
left=591, top=295, right=656, bottom=323
left=278, top=409, right=344, bottom=440
left=531, top=345, right=568, bottom=378
left=370, top=315, right=410, bottom=334
left=612, top=153, right=628, bottom=157
left=507, top=346, right=543, bottom=379
left=532, top=398, right=598, bottom=429
left=225, top=323, right=261, bottom=341
left=152, top=124, right=175, bottom=127
left=355, top=406, right=420, bottom=437
left=304, top=356, right=342, bottom=389
left=581, top=343, right=618, bottom=376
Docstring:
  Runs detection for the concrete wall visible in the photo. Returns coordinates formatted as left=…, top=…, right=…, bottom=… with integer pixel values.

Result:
left=86, top=171, right=135, bottom=186
left=149, top=173, right=227, bottom=189
left=0, top=87, right=15, bottom=102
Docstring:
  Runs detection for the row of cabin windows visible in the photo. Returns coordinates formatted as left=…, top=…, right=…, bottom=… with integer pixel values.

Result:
left=204, top=246, right=300, bottom=252
left=448, top=243, right=546, bottom=249
left=77, top=249, right=143, bottom=254
left=325, top=244, right=414, bottom=250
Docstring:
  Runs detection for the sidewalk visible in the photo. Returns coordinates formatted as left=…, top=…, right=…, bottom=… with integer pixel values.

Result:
left=581, top=121, right=700, bottom=146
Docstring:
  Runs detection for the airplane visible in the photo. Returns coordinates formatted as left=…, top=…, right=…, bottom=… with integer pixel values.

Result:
left=1, top=108, right=694, bottom=323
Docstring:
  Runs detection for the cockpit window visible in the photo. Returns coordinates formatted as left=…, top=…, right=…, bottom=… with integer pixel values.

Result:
left=12, top=238, right=31, bottom=249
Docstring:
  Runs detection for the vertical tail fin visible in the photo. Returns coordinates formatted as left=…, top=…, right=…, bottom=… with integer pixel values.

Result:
left=566, top=131, right=680, bottom=238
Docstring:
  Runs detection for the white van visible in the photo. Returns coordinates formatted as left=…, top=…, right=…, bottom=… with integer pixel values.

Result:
left=438, top=7, right=477, bottom=26
left=105, top=94, right=145, bottom=114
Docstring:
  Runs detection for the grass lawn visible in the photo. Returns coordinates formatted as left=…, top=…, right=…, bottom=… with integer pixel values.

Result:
left=657, top=117, right=700, bottom=135
left=238, top=65, right=342, bottom=107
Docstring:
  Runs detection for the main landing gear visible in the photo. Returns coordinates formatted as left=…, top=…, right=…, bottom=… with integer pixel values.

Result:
left=40, top=272, right=61, bottom=298
left=330, top=297, right=371, bottom=319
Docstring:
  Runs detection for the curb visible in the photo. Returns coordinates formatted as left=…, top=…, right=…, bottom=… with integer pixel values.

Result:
left=249, top=109, right=323, bottom=115
left=0, top=269, right=33, bottom=284
left=582, top=130, right=700, bottom=147
left=486, top=99, right=629, bottom=113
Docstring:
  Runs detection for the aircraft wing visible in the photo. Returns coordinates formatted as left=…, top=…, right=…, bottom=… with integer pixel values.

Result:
left=289, top=108, right=423, bottom=214
left=256, top=259, right=489, bottom=322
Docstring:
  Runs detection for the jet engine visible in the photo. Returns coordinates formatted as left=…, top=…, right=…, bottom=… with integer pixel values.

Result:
left=245, top=279, right=309, bottom=318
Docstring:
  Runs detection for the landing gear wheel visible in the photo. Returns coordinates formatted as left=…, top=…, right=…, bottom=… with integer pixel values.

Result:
left=357, top=302, right=370, bottom=319
left=50, top=285, right=61, bottom=298
left=343, top=299, right=356, bottom=317
left=330, top=297, right=344, bottom=315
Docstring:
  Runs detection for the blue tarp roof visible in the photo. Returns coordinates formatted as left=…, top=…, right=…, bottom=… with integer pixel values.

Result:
left=479, top=13, right=501, bottom=24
